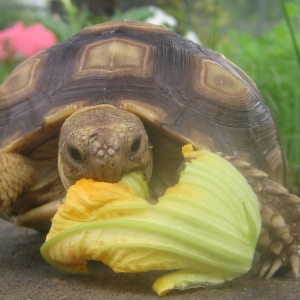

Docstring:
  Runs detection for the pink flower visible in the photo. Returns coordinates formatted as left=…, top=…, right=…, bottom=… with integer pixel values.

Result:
left=0, top=21, right=56, bottom=60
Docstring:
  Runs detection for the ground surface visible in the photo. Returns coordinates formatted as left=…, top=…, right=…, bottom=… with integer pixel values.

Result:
left=1, top=219, right=300, bottom=300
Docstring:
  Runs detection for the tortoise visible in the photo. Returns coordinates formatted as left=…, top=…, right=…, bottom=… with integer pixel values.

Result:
left=0, top=20, right=300, bottom=280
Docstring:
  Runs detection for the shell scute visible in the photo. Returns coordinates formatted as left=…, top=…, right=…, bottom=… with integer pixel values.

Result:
left=75, top=38, right=153, bottom=79
left=0, top=56, right=43, bottom=103
left=194, top=58, right=251, bottom=105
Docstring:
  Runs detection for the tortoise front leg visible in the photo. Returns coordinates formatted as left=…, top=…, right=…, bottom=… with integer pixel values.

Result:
left=0, top=150, right=64, bottom=231
left=0, top=151, right=39, bottom=213
left=12, top=198, right=64, bottom=232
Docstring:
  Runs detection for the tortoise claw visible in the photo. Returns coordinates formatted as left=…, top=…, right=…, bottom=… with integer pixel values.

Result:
left=253, top=259, right=262, bottom=277
left=257, top=228, right=271, bottom=249
left=255, top=249, right=300, bottom=279
left=270, top=240, right=284, bottom=255
left=260, top=204, right=286, bottom=229
left=290, top=254, right=300, bottom=278
left=258, top=259, right=272, bottom=278
left=274, top=225, right=292, bottom=244
left=265, top=258, right=282, bottom=279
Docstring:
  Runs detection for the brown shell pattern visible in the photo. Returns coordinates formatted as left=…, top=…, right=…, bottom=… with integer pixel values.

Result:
left=0, top=20, right=285, bottom=184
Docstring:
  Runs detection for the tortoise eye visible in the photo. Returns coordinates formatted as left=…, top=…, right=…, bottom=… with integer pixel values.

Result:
left=130, top=135, right=141, bottom=154
left=68, top=146, right=83, bottom=162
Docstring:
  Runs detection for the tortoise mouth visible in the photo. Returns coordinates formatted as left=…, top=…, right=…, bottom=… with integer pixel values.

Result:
left=88, top=157, right=123, bottom=183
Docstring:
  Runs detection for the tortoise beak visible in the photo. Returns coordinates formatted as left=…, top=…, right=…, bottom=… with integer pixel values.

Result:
left=89, top=158, right=123, bottom=183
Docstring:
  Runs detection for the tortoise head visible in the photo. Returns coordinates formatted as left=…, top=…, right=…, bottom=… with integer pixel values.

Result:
left=58, top=105, right=152, bottom=189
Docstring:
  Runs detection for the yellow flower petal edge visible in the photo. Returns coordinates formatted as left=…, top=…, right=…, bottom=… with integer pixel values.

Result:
left=152, top=270, right=225, bottom=296
left=41, top=145, right=261, bottom=296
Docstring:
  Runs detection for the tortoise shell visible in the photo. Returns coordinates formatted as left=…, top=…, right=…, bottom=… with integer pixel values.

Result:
left=0, top=20, right=285, bottom=183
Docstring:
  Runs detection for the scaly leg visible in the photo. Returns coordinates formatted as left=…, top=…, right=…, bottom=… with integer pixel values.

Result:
left=218, top=152, right=300, bottom=279
left=0, top=151, right=39, bottom=213
left=0, top=148, right=64, bottom=231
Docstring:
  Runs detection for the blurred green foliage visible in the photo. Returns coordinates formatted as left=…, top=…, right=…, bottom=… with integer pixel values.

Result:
left=157, top=0, right=224, bottom=47
left=216, top=0, right=300, bottom=191
left=0, top=0, right=41, bottom=29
